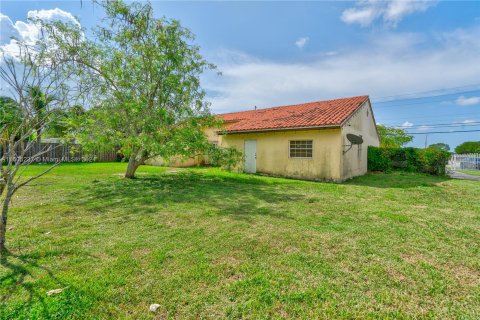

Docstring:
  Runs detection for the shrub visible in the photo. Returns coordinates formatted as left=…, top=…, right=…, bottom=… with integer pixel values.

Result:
left=368, top=147, right=391, bottom=172
left=208, top=145, right=243, bottom=171
left=368, top=146, right=450, bottom=176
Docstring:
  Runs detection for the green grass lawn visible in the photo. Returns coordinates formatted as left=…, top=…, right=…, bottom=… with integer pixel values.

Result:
left=1, top=163, right=479, bottom=319
left=459, top=169, right=480, bottom=177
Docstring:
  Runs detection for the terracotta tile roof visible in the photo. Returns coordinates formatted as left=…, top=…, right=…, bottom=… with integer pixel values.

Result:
left=217, top=95, right=369, bottom=133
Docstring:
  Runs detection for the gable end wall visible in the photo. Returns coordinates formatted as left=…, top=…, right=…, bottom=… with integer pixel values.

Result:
left=340, top=100, right=380, bottom=180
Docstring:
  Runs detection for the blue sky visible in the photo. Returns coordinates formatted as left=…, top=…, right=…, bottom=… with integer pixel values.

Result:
left=1, top=0, right=480, bottom=149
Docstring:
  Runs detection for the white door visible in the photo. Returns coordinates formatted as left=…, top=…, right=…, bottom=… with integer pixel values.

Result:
left=244, top=140, right=257, bottom=173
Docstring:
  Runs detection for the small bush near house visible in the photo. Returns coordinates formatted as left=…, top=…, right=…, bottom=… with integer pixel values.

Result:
left=208, top=145, right=244, bottom=171
left=368, top=146, right=451, bottom=175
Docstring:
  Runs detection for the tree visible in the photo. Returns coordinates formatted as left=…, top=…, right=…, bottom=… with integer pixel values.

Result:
left=0, top=96, right=21, bottom=143
left=377, top=125, right=413, bottom=148
left=0, top=96, right=20, bottom=126
left=0, top=25, right=74, bottom=252
left=454, top=141, right=480, bottom=154
left=42, top=0, right=223, bottom=178
left=429, top=143, right=450, bottom=151
left=42, top=105, right=87, bottom=139
left=27, top=85, right=55, bottom=140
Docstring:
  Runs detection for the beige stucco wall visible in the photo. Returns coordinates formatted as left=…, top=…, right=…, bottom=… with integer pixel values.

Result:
left=146, top=126, right=222, bottom=167
left=340, top=101, right=380, bottom=180
left=220, top=129, right=343, bottom=181
left=146, top=155, right=203, bottom=167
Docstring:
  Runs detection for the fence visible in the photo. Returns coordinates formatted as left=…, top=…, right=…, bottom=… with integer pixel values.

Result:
left=449, top=153, right=480, bottom=170
left=1, top=141, right=119, bottom=163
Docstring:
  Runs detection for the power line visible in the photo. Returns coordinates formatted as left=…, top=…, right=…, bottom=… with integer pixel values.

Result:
left=381, top=121, right=480, bottom=128
left=374, top=99, right=455, bottom=109
left=373, top=91, right=480, bottom=108
left=407, top=125, right=480, bottom=129
left=381, top=117, right=479, bottom=125
left=372, top=83, right=480, bottom=101
left=404, top=121, right=480, bottom=127
left=385, top=119, right=479, bottom=127
left=408, top=129, right=480, bottom=135
left=378, top=111, right=480, bottom=124
left=393, top=122, right=480, bottom=129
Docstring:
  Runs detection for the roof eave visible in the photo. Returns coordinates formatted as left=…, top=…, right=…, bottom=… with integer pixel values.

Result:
left=217, top=124, right=341, bottom=135
left=339, top=96, right=370, bottom=127
left=339, top=97, right=380, bottom=141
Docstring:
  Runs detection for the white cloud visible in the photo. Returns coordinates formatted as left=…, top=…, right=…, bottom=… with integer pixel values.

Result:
left=417, top=125, right=431, bottom=132
left=295, top=37, right=309, bottom=49
left=462, top=119, right=477, bottom=124
left=401, top=121, right=413, bottom=127
left=456, top=95, right=480, bottom=106
left=27, top=8, right=80, bottom=27
left=0, top=13, right=20, bottom=43
left=0, top=9, right=80, bottom=57
left=322, top=51, right=338, bottom=56
left=341, top=0, right=437, bottom=27
left=0, top=10, right=81, bottom=96
left=341, top=5, right=378, bottom=27
left=204, top=25, right=480, bottom=113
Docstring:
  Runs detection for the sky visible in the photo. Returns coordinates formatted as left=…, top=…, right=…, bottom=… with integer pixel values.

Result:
left=1, top=0, right=480, bottom=149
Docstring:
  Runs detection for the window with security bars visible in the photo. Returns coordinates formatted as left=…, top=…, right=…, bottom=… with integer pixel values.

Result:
left=289, top=140, right=313, bottom=158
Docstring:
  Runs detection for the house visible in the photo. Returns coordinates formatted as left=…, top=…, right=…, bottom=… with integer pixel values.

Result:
left=149, top=95, right=379, bottom=181
left=204, top=95, right=379, bottom=182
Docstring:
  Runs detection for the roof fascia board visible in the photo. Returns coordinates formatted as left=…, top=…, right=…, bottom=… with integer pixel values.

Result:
left=339, top=98, right=380, bottom=141
left=339, top=97, right=369, bottom=127
left=218, top=125, right=341, bottom=135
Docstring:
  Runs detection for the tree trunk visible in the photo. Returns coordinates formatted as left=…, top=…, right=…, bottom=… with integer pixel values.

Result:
left=0, top=191, right=12, bottom=253
left=0, top=183, right=5, bottom=198
left=125, top=155, right=141, bottom=179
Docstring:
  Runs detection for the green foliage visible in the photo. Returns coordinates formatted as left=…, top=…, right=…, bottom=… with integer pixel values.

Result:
left=43, top=109, right=69, bottom=138
left=454, top=141, right=480, bottom=154
left=429, top=142, right=450, bottom=151
left=377, top=125, right=413, bottom=148
left=208, top=144, right=244, bottom=171
left=45, top=106, right=87, bottom=140
left=368, top=146, right=451, bottom=175
left=1, top=92, right=71, bottom=140
left=0, top=96, right=21, bottom=142
left=41, top=0, right=222, bottom=177
left=27, top=85, right=54, bottom=118
left=27, top=86, right=52, bottom=140
left=0, top=96, right=21, bottom=126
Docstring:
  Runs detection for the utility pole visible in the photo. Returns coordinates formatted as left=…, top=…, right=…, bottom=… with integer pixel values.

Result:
left=424, top=134, right=428, bottom=148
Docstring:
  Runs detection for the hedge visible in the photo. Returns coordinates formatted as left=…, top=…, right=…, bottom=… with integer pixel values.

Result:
left=368, top=146, right=451, bottom=176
